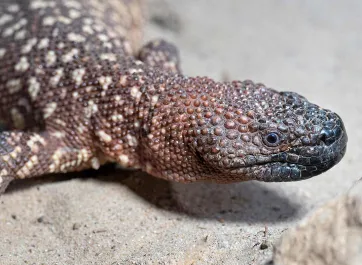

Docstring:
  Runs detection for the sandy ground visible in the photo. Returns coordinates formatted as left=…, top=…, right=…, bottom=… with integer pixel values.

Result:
left=1, top=0, right=361, bottom=264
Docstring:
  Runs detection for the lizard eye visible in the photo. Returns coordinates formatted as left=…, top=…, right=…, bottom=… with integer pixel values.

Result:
left=263, top=132, right=281, bottom=147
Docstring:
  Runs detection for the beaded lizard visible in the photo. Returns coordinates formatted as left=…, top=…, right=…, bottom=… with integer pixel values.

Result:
left=0, top=0, right=348, bottom=193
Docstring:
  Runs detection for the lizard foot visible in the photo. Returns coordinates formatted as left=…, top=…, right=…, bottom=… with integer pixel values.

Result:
left=0, top=131, right=95, bottom=194
left=137, top=39, right=181, bottom=73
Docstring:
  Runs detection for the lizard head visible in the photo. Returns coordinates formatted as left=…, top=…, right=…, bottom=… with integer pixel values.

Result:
left=142, top=78, right=347, bottom=183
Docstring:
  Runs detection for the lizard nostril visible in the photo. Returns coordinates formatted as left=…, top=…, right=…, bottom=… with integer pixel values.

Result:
left=319, top=128, right=335, bottom=146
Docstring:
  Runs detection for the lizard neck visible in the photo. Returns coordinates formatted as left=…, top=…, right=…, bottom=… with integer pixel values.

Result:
left=93, top=57, right=222, bottom=176
left=118, top=62, right=228, bottom=180
left=92, top=58, right=187, bottom=170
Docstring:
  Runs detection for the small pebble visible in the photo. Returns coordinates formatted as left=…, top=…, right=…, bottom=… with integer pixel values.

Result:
left=260, top=242, right=269, bottom=250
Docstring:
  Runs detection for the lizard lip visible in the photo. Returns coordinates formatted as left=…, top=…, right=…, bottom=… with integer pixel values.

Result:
left=229, top=130, right=347, bottom=182
left=269, top=133, right=346, bottom=181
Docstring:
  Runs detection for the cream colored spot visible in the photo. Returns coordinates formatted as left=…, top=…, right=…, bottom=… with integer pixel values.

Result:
left=49, top=149, right=65, bottom=173
left=14, top=29, right=27, bottom=40
left=103, top=42, right=113, bottom=49
left=57, top=42, right=65, bottom=49
left=15, top=18, right=27, bottom=28
left=28, top=77, right=41, bottom=100
left=60, top=88, right=67, bottom=99
left=93, top=24, right=104, bottom=32
left=60, top=162, right=72, bottom=172
left=11, top=108, right=25, bottom=129
left=77, top=125, right=86, bottom=133
left=26, top=134, right=45, bottom=153
left=83, top=18, right=93, bottom=25
left=10, top=146, right=22, bottom=159
left=130, top=86, right=142, bottom=101
left=55, top=119, right=66, bottom=127
left=52, top=28, right=59, bottom=37
left=91, top=157, right=100, bottom=170
left=151, top=95, right=159, bottom=106
left=96, top=130, right=112, bottom=143
left=43, top=102, right=57, bottom=119
left=21, top=38, right=37, bottom=54
left=100, top=53, right=116, bottom=61
left=72, top=91, right=79, bottom=98
left=35, top=67, right=45, bottom=76
left=118, top=155, right=129, bottom=167
left=62, top=48, right=79, bottom=63
left=75, top=148, right=91, bottom=167
left=0, top=169, right=8, bottom=178
left=82, top=25, right=94, bottom=35
left=111, top=114, right=124, bottom=122
left=0, top=14, right=12, bottom=26
left=43, top=16, right=56, bottom=26
left=84, top=100, right=98, bottom=118
left=129, top=68, right=143, bottom=74
left=126, top=134, right=138, bottom=147
left=72, top=68, right=86, bottom=86
left=114, top=39, right=122, bottom=47
left=107, top=30, right=117, bottom=39
left=50, top=68, right=64, bottom=87
left=58, top=16, right=72, bottom=25
left=15, top=57, right=30, bottom=72
left=98, top=76, right=112, bottom=90
left=3, top=18, right=27, bottom=37
left=30, top=0, right=56, bottom=9
left=51, top=131, right=66, bottom=138
left=113, top=95, right=124, bottom=105
left=6, top=79, right=22, bottom=94
left=69, top=9, right=81, bottom=19
left=8, top=4, right=20, bottom=13
left=67, top=32, right=86, bottom=42
left=2, top=155, right=10, bottom=163
left=6, top=146, right=17, bottom=159
left=0, top=48, right=6, bottom=58
left=46, top=51, right=57, bottom=66
left=98, top=34, right=109, bottom=42
left=85, top=86, right=93, bottom=93
left=30, top=134, right=46, bottom=145
left=3, top=28, right=14, bottom=37
left=17, top=155, right=39, bottom=178
left=38, top=38, right=49, bottom=49
left=119, top=75, right=128, bottom=86
left=64, top=0, right=82, bottom=9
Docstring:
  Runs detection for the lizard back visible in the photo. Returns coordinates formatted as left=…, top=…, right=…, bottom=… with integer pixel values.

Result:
left=0, top=0, right=144, bottom=131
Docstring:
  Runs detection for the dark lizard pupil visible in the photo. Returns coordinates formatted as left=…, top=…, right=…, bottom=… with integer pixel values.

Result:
left=266, top=133, right=279, bottom=144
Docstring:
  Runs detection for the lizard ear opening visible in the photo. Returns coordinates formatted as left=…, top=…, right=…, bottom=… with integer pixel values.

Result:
left=194, top=148, right=206, bottom=164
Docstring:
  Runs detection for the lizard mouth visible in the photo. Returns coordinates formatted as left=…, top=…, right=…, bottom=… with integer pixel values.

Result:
left=228, top=130, right=347, bottom=182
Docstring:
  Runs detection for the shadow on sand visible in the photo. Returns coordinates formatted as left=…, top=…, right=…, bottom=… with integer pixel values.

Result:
left=7, top=164, right=302, bottom=223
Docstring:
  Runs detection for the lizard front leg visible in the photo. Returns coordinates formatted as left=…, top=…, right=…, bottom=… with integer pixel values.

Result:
left=0, top=131, right=95, bottom=193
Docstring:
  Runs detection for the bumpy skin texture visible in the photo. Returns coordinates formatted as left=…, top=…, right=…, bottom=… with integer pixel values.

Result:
left=0, top=0, right=347, bottom=193
left=137, top=39, right=181, bottom=74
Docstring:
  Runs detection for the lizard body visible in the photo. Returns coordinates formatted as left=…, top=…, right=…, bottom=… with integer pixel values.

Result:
left=0, top=0, right=347, bottom=193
